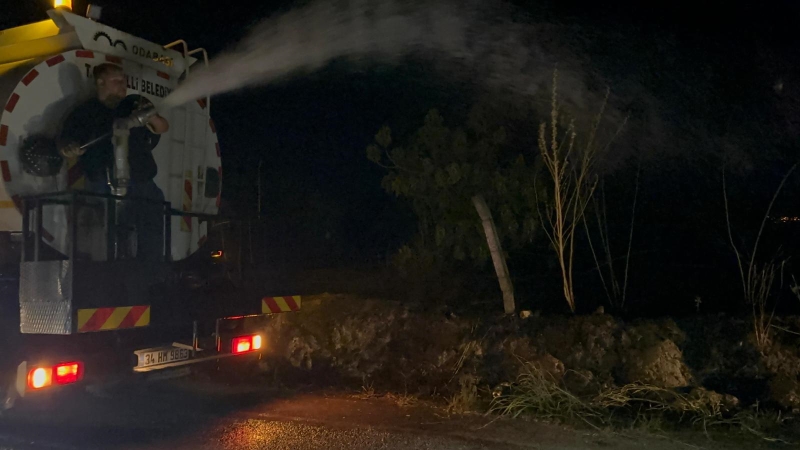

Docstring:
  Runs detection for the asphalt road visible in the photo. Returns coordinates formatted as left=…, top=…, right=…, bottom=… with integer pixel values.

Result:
left=0, top=376, right=751, bottom=450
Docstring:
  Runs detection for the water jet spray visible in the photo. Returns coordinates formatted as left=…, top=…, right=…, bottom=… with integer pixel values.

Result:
left=159, top=0, right=604, bottom=124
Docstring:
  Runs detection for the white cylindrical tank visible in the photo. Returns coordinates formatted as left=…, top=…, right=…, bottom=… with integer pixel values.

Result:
left=0, top=49, right=221, bottom=261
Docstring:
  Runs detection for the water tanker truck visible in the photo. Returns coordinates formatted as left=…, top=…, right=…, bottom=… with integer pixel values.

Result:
left=0, top=3, right=298, bottom=409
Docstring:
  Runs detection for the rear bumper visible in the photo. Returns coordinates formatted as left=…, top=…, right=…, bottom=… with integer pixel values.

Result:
left=7, top=348, right=263, bottom=405
left=132, top=348, right=260, bottom=373
left=4, top=312, right=277, bottom=410
left=8, top=326, right=268, bottom=404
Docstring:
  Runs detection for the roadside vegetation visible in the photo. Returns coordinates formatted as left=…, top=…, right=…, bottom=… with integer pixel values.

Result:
left=245, top=60, right=800, bottom=445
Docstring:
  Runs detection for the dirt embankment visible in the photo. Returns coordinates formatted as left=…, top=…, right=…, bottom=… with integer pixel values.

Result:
left=260, top=294, right=800, bottom=421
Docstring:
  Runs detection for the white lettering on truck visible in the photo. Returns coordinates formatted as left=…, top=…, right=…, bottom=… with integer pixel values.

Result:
left=125, top=75, right=172, bottom=98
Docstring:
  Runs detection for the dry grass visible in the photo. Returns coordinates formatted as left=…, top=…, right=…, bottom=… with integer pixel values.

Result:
left=487, top=362, right=604, bottom=428
left=386, top=392, right=419, bottom=408
left=446, top=374, right=481, bottom=414
left=723, top=164, right=797, bottom=353
left=352, top=380, right=377, bottom=400
left=352, top=380, right=420, bottom=408
left=489, top=361, right=793, bottom=442
left=596, top=383, right=729, bottom=433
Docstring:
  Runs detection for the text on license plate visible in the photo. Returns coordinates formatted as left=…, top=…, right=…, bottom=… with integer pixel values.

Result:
left=138, top=348, right=191, bottom=367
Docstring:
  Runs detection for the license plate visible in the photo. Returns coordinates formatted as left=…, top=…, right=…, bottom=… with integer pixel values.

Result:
left=136, top=347, right=191, bottom=368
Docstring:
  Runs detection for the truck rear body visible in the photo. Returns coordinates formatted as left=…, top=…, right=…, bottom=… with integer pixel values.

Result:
left=0, top=5, right=300, bottom=408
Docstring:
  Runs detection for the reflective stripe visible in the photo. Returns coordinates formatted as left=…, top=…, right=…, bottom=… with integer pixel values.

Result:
left=262, top=296, right=302, bottom=314
left=0, top=161, right=10, bottom=182
left=5, top=93, right=19, bottom=112
left=21, top=69, right=39, bottom=86
left=46, top=54, right=65, bottom=66
left=77, top=306, right=150, bottom=332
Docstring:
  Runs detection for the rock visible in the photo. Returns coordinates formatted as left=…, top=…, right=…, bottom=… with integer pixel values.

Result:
left=520, top=310, right=532, bottom=319
left=656, top=318, right=687, bottom=346
left=551, top=315, right=620, bottom=378
left=623, top=339, right=692, bottom=388
left=761, top=344, right=800, bottom=377
left=529, top=353, right=565, bottom=381
left=769, top=375, right=800, bottom=411
left=492, top=381, right=512, bottom=399
left=287, top=335, right=320, bottom=370
left=594, top=306, right=605, bottom=315
left=498, top=337, right=539, bottom=380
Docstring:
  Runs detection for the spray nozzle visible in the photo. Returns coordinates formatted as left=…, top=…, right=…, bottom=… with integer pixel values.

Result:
left=123, top=107, right=158, bottom=130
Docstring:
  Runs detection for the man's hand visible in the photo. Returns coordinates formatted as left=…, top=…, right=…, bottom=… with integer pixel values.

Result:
left=59, top=143, right=85, bottom=160
left=135, top=96, right=169, bottom=134
left=145, top=115, right=169, bottom=134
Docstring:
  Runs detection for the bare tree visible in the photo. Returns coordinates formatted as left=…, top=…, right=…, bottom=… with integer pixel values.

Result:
left=537, top=70, right=626, bottom=312
left=583, top=159, right=640, bottom=311
left=723, top=163, right=796, bottom=352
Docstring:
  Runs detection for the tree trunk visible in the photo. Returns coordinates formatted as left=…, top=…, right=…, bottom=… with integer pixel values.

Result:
left=472, top=195, right=515, bottom=315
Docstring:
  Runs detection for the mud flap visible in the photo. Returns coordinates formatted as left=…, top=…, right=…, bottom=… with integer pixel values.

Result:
left=1, top=361, right=25, bottom=411
left=14, top=361, right=26, bottom=399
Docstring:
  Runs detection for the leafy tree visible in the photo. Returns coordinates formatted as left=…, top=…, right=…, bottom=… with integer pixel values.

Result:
left=366, top=105, right=541, bottom=269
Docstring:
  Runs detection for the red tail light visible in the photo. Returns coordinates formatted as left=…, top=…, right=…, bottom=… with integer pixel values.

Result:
left=54, top=362, right=83, bottom=385
left=27, top=361, right=84, bottom=390
left=231, top=334, right=263, bottom=354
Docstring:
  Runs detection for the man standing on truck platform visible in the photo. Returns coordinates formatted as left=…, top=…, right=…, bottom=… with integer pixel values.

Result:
left=57, top=63, right=169, bottom=261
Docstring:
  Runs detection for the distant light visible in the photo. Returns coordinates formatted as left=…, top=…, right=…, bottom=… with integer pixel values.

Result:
left=774, top=79, right=784, bottom=94
left=211, top=250, right=223, bottom=258
left=54, top=0, right=72, bottom=10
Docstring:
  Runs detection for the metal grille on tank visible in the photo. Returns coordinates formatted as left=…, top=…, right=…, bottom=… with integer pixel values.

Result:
left=19, top=135, right=63, bottom=177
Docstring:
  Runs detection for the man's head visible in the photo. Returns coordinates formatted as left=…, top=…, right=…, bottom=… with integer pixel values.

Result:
left=93, top=63, right=126, bottom=107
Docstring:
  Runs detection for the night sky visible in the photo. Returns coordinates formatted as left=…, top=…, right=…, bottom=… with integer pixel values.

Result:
left=5, top=1, right=800, bottom=312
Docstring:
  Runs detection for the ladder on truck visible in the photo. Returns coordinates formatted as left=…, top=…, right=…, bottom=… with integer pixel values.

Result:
left=162, top=41, right=214, bottom=259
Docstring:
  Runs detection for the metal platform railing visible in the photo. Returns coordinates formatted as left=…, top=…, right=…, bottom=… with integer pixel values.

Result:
left=19, top=190, right=185, bottom=263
